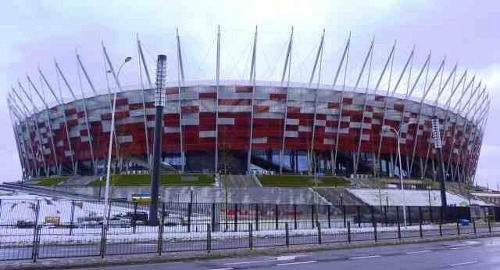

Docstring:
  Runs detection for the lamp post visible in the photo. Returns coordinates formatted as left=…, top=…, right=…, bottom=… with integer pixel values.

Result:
left=103, top=56, right=132, bottom=229
left=431, top=117, right=447, bottom=208
left=148, top=54, right=167, bottom=225
left=382, top=122, right=416, bottom=227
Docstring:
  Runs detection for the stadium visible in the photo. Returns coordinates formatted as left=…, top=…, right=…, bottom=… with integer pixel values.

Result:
left=7, top=29, right=490, bottom=184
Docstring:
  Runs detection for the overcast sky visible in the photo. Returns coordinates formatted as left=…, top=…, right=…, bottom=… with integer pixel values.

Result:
left=0, top=0, right=498, bottom=187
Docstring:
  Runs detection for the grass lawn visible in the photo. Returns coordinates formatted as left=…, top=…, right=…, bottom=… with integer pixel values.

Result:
left=88, top=174, right=215, bottom=186
left=258, top=175, right=350, bottom=187
left=34, top=177, right=69, bottom=186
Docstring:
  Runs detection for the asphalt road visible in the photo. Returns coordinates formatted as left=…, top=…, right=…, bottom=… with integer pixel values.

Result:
left=81, top=237, right=500, bottom=270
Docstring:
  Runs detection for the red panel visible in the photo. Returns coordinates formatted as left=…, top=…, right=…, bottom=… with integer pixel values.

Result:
left=235, top=86, right=253, bottom=93
left=166, top=88, right=178, bottom=95
left=270, top=93, right=286, bottom=101
left=254, top=105, right=269, bottom=113
left=199, top=92, right=217, bottom=99
left=219, top=99, right=251, bottom=106
left=182, top=106, right=199, bottom=113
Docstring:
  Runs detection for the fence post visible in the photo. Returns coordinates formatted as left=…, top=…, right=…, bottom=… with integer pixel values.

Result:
left=343, top=205, right=347, bottom=228
left=294, top=204, right=298, bottom=230
left=275, top=204, right=279, bottom=230
left=408, top=207, right=412, bottom=226
left=397, top=219, right=401, bottom=240
left=347, top=221, right=351, bottom=243
left=419, top=220, right=423, bottom=238
left=311, top=204, right=315, bottom=229
left=285, top=222, right=290, bottom=247
left=255, top=204, right=259, bottom=231
left=370, top=206, right=375, bottom=226
left=158, top=203, right=165, bottom=256
left=472, top=218, right=476, bottom=235
left=207, top=223, right=212, bottom=253
left=418, top=206, right=423, bottom=225
left=133, top=201, right=138, bottom=234
left=69, top=200, right=75, bottom=236
left=211, top=203, right=216, bottom=232
left=439, top=222, right=443, bottom=237
left=384, top=206, right=388, bottom=227
left=32, top=200, right=40, bottom=262
left=429, top=206, right=433, bottom=223
left=456, top=219, right=460, bottom=236
left=357, top=206, right=361, bottom=228
left=317, top=221, right=322, bottom=245
left=488, top=215, right=492, bottom=233
left=187, top=202, right=192, bottom=233
left=373, top=222, right=377, bottom=242
left=249, top=223, right=253, bottom=250
left=234, top=203, right=238, bottom=232
left=32, top=225, right=41, bottom=262
left=100, top=223, right=107, bottom=259
left=327, top=205, right=331, bottom=229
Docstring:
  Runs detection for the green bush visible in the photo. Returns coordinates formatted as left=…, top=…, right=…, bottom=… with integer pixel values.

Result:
left=35, top=177, right=69, bottom=186
left=88, top=174, right=214, bottom=186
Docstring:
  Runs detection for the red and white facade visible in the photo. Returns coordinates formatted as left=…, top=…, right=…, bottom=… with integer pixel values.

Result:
left=6, top=30, right=490, bottom=183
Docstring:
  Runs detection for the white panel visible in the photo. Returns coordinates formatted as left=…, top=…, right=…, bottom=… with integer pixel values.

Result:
left=218, top=118, right=235, bottom=125
left=117, top=135, right=133, bottom=143
left=129, top=110, right=144, bottom=117
left=199, top=130, right=216, bottom=138
left=349, top=122, right=362, bottom=128
left=285, top=131, right=298, bottom=138
left=181, top=118, right=200, bottom=126
left=218, top=105, right=251, bottom=112
left=252, top=137, right=267, bottom=143
left=200, top=100, right=216, bottom=112
left=324, top=138, right=334, bottom=145
left=298, top=125, right=312, bottom=132
left=164, top=127, right=180, bottom=133
left=64, top=150, right=74, bottom=157
left=286, top=119, right=299, bottom=125
left=339, top=128, right=349, bottom=134
left=361, top=134, right=370, bottom=141
left=253, top=112, right=284, bottom=119
left=314, top=119, right=326, bottom=126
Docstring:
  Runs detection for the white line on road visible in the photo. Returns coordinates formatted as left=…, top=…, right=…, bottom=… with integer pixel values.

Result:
left=277, top=260, right=317, bottom=266
left=406, top=250, right=431, bottom=255
left=350, top=255, right=382, bottom=260
left=208, top=268, right=233, bottom=270
left=224, top=260, right=272, bottom=265
left=449, top=261, right=478, bottom=267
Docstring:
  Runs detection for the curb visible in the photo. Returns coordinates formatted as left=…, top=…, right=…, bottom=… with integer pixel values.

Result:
left=2, top=232, right=499, bottom=270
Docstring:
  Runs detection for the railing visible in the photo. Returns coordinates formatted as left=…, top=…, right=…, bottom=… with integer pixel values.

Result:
left=0, top=199, right=498, bottom=262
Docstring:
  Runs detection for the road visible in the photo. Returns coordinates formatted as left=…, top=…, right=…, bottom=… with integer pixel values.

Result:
left=81, top=237, right=500, bottom=270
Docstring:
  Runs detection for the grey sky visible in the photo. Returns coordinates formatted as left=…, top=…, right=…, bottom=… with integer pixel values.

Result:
left=0, top=0, right=498, bottom=187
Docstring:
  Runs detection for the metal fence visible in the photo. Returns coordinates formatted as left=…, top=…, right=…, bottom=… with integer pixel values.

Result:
left=0, top=199, right=499, bottom=262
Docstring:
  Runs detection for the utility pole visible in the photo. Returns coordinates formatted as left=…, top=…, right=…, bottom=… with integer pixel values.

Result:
left=148, top=54, right=167, bottom=225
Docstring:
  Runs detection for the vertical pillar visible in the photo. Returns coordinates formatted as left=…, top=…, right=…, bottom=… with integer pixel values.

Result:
left=148, top=55, right=167, bottom=225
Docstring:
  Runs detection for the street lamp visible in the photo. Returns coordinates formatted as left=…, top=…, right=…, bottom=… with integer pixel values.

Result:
left=382, top=121, right=416, bottom=227
left=103, top=56, right=132, bottom=229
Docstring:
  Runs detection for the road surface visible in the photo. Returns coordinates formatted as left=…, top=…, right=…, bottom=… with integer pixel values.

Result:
left=80, top=237, right=500, bottom=270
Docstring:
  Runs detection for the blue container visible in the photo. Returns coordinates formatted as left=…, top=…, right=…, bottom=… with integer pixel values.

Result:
left=459, top=219, right=470, bottom=226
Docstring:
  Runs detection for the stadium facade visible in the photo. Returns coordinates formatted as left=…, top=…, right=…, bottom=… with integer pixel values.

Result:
left=7, top=29, right=490, bottom=183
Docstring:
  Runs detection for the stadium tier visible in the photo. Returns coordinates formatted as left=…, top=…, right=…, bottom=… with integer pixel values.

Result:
left=7, top=31, right=489, bottom=183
